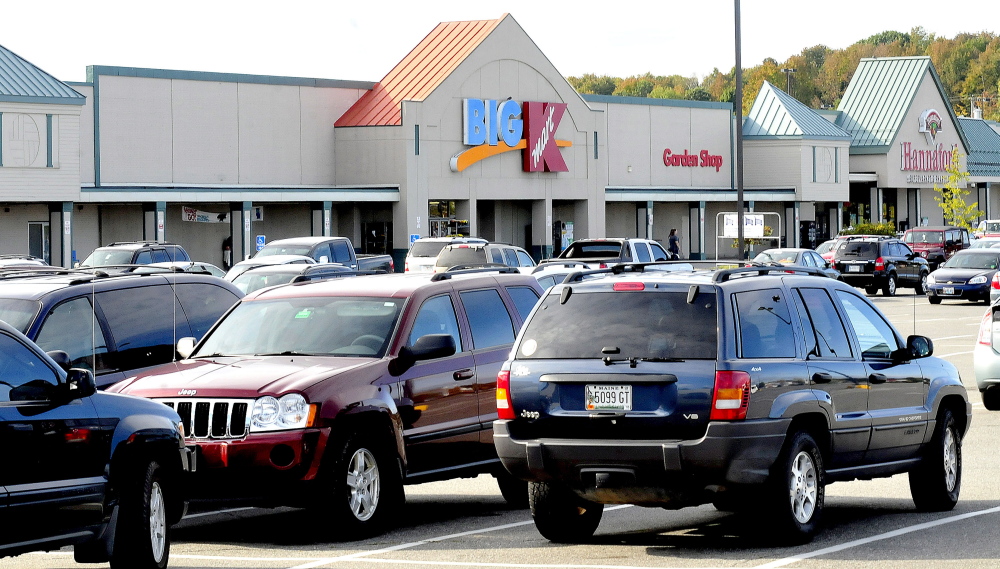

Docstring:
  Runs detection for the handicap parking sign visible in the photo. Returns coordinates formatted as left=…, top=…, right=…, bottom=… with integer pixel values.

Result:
left=256, top=235, right=266, bottom=251
left=409, top=234, right=421, bottom=245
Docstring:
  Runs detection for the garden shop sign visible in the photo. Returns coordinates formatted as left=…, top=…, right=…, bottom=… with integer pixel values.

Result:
left=451, top=98, right=572, bottom=173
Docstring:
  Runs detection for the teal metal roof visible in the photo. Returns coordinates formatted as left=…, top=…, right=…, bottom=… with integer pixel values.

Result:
left=743, top=81, right=851, bottom=140
left=957, top=117, right=1000, bottom=178
left=0, top=44, right=85, bottom=105
left=835, top=56, right=967, bottom=155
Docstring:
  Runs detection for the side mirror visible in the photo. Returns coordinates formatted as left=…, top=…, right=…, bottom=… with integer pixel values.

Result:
left=388, top=334, right=457, bottom=376
left=824, top=261, right=832, bottom=269
left=319, top=256, right=330, bottom=263
left=66, top=368, right=97, bottom=399
left=176, top=337, right=197, bottom=360
left=907, top=335, right=933, bottom=359
left=46, top=350, right=72, bottom=371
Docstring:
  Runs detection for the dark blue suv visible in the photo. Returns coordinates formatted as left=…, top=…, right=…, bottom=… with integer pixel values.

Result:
left=495, top=262, right=970, bottom=543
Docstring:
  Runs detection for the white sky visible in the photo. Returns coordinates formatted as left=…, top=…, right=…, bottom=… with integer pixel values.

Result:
left=3, top=0, right=998, bottom=84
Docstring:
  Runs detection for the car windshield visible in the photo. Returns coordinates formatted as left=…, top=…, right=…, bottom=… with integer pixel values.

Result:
left=0, top=298, right=41, bottom=333
left=231, top=272, right=298, bottom=294
left=904, top=231, right=943, bottom=245
left=942, top=253, right=1000, bottom=270
left=196, top=296, right=403, bottom=358
left=409, top=242, right=449, bottom=258
left=255, top=244, right=312, bottom=257
left=517, top=289, right=717, bottom=359
left=81, top=248, right=135, bottom=266
left=753, top=250, right=798, bottom=264
left=815, top=241, right=836, bottom=254
left=971, top=239, right=1000, bottom=249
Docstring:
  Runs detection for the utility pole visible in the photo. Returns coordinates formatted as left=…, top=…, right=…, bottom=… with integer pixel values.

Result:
left=735, top=0, right=745, bottom=258
left=781, top=68, right=797, bottom=95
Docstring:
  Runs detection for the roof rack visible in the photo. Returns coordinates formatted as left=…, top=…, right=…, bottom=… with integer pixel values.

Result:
left=563, top=260, right=702, bottom=283
left=430, top=265, right=520, bottom=281
left=531, top=260, right=591, bottom=273
left=712, top=266, right=829, bottom=282
left=561, top=260, right=830, bottom=284
left=105, top=241, right=175, bottom=246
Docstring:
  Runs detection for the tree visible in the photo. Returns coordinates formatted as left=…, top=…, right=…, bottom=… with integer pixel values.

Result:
left=933, top=148, right=982, bottom=228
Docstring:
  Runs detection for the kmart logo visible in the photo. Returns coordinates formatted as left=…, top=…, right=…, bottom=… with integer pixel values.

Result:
left=450, top=98, right=572, bottom=173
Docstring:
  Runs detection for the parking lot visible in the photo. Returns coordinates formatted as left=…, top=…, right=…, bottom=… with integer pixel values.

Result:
left=14, top=289, right=1000, bottom=569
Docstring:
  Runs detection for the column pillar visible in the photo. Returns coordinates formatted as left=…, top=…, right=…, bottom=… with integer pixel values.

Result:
left=60, top=202, right=73, bottom=268
left=698, top=201, right=706, bottom=260
left=531, top=198, right=552, bottom=261
left=646, top=200, right=654, bottom=240
left=312, top=201, right=332, bottom=236
left=836, top=202, right=844, bottom=234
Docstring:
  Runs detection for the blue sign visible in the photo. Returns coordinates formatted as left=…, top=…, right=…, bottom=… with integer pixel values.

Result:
left=409, top=234, right=421, bottom=245
left=256, top=235, right=266, bottom=251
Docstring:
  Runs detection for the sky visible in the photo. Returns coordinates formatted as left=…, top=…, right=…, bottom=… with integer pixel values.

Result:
left=3, top=0, right=998, bottom=85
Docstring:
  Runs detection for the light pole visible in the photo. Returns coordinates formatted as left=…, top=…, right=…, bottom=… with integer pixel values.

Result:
left=734, top=0, right=744, bottom=258
left=781, top=68, right=797, bottom=95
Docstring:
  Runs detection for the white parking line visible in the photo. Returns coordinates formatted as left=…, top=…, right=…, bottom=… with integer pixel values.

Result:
left=938, top=351, right=973, bottom=358
left=929, top=335, right=974, bottom=341
left=751, top=505, right=1000, bottom=569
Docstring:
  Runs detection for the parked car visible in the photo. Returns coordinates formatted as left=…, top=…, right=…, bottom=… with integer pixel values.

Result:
left=970, top=237, right=1000, bottom=249
left=254, top=236, right=394, bottom=273
left=0, top=319, right=192, bottom=567
left=434, top=243, right=536, bottom=273
left=225, top=254, right=316, bottom=281
left=496, top=262, right=969, bottom=544
left=80, top=241, right=190, bottom=267
left=405, top=236, right=489, bottom=273
left=975, top=300, right=1000, bottom=410
left=902, top=226, right=970, bottom=271
left=110, top=268, right=545, bottom=536
left=531, top=261, right=592, bottom=290
left=815, top=237, right=847, bottom=262
left=0, top=269, right=243, bottom=388
left=974, top=219, right=1000, bottom=239
left=749, top=248, right=840, bottom=279
left=0, top=254, right=48, bottom=268
left=926, top=249, right=1000, bottom=304
left=544, top=238, right=670, bottom=269
left=230, top=263, right=358, bottom=294
left=832, top=235, right=929, bottom=296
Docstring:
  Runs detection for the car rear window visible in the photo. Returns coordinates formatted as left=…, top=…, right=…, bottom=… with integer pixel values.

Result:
left=560, top=242, right=624, bottom=259
left=436, top=247, right=487, bottom=268
left=836, top=242, right=878, bottom=258
left=409, top=242, right=449, bottom=258
left=516, top=289, right=717, bottom=360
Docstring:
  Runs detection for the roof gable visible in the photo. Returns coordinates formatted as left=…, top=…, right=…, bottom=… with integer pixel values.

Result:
left=836, top=56, right=966, bottom=153
left=0, top=44, right=85, bottom=105
left=958, top=117, right=1000, bottom=177
left=743, top=81, right=851, bottom=140
left=335, top=17, right=504, bottom=127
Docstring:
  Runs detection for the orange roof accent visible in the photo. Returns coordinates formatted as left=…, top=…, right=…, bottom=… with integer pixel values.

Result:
left=335, top=17, right=504, bottom=127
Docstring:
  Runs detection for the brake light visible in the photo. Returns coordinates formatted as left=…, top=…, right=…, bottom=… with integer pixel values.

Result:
left=875, top=257, right=885, bottom=271
left=389, top=259, right=395, bottom=272
left=613, top=282, right=645, bottom=291
left=599, top=262, right=608, bottom=269
left=978, top=309, right=993, bottom=346
left=404, top=262, right=409, bottom=273
left=710, top=371, right=751, bottom=420
left=496, top=370, right=514, bottom=420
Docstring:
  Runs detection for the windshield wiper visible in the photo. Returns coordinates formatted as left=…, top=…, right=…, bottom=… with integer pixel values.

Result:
left=639, top=357, right=685, bottom=362
left=254, top=350, right=322, bottom=357
left=193, top=352, right=229, bottom=358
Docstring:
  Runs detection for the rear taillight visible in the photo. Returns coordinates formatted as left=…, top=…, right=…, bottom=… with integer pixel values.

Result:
left=613, top=282, right=645, bottom=291
left=389, top=259, right=395, bottom=272
left=404, top=262, right=409, bottom=272
left=875, top=257, right=885, bottom=271
left=599, top=262, right=608, bottom=269
left=978, top=308, right=993, bottom=346
left=711, top=371, right=751, bottom=420
left=991, top=273, right=1000, bottom=290
left=496, top=370, right=514, bottom=420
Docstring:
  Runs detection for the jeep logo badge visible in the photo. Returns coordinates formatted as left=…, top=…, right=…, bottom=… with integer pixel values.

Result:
left=178, top=389, right=197, bottom=396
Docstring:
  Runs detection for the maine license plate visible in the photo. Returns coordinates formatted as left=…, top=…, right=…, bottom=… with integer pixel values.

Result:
left=585, top=384, right=632, bottom=411
left=848, top=264, right=861, bottom=272
left=943, top=287, right=955, bottom=295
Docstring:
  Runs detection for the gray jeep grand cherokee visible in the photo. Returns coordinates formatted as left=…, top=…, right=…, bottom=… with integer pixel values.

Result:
left=495, top=263, right=970, bottom=544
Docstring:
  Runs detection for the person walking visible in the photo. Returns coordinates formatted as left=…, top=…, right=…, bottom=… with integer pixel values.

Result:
left=667, top=228, right=680, bottom=260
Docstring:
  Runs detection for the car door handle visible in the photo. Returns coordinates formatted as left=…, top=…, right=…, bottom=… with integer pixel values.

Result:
left=812, top=372, right=833, bottom=384
left=869, top=373, right=887, bottom=384
left=453, top=369, right=475, bottom=381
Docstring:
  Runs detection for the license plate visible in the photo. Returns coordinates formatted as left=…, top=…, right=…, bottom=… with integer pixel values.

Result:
left=848, top=265, right=861, bottom=272
left=943, top=287, right=955, bottom=295
left=585, top=384, right=632, bottom=411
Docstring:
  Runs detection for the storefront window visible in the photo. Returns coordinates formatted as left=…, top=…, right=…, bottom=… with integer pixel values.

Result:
left=428, top=201, right=470, bottom=237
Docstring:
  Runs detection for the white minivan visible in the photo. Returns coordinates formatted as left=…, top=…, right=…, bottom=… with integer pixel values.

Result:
left=405, top=236, right=488, bottom=273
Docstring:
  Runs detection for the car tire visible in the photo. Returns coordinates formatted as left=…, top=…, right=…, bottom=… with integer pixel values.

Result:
left=495, top=469, right=529, bottom=509
left=865, top=285, right=878, bottom=295
left=883, top=273, right=897, bottom=296
left=982, top=387, right=1000, bottom=411
left=915, top=272, right=928, bottom=295
left=766, top=430, right=824, bottom=544
left=109, top=460, right=169, bottom=569
left=529, top=482, right=603, bottom=543
left=317, top=432, right=404, bottom=538
left=909, top=408, right=961, bottom=512
left=928, top=296, right=942, bottom=305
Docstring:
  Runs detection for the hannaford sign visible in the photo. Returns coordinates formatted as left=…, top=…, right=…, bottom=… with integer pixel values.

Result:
left=450, top=99, right=572, bottom=173
left=919, top=109, right=943, bottom=144
left=662, top=148, right=724, bottom=172
left=900, top=142, right=956, bottom=172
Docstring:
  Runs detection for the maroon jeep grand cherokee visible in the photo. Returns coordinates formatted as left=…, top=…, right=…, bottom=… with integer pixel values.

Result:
left=109, top=268, right=542, bottom=535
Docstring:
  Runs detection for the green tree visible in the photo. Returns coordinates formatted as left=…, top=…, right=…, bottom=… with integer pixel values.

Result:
left=685, top=87, right=711, bottom=101
left=613, top=74, right=656, bottom=98
left=569, top=73, right=617, bottom=95
left=933, top=148, right=982, bottom=228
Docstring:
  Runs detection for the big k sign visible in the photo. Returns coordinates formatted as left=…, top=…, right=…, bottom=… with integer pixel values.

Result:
left=450, top=98, right=572, bottom=172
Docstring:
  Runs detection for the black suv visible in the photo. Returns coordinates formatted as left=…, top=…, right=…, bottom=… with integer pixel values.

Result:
left=832, top=235, right=929, bottom=296
left=0, top=320, right=192, bottom=567
left=81, top=241, right=191, bottom=268
left=0, top=268, right=243, bottom=388
left=495, top=263, right=969, bottom=543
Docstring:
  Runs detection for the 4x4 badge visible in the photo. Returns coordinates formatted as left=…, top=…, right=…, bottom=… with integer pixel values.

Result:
left=178, top=389, right=197, bottom=396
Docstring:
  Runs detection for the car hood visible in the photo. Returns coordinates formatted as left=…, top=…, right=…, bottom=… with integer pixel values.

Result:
left=114, top=356, right=378, bottom=398
left=931, top=267, right=994, bottom=283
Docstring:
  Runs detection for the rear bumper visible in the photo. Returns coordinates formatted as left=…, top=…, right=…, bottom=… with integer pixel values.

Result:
left=841, top=271, right=885, bottom=288
left=494, top=418, right=790, bottom=502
